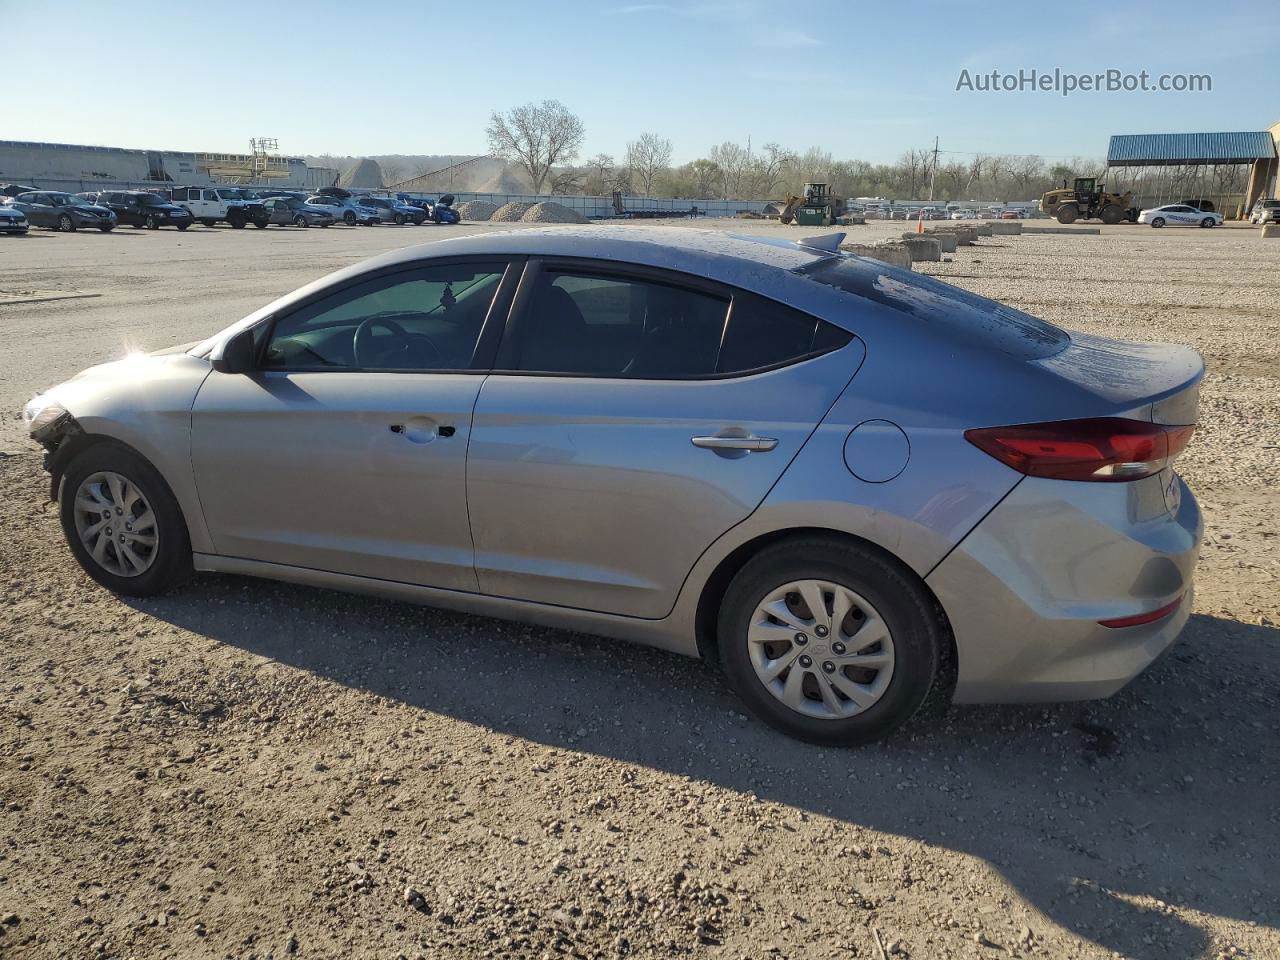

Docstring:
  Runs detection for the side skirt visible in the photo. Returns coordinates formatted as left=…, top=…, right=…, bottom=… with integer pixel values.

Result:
left=192, top=553, right=699, bottom=658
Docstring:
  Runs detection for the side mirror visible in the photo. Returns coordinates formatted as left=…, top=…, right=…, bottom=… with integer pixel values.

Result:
left=211, top=327, right=258, bottom=374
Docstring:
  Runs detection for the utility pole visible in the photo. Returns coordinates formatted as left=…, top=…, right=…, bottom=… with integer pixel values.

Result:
left=927, top=136, right=940, bottom=201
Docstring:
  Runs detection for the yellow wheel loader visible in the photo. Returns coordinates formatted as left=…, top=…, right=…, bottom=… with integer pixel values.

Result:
left=1039, top=177, right=1138, bottom=225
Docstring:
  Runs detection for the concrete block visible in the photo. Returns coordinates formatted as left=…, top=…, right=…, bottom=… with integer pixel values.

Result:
left=899, top=236, right=942, bottom=262
left=1262, top=224, right=1280, bottom=239
left=933, top=232, right=958, bottom=253
left=974, top=224, right=992, bottom=237
left=986, top=220, right=1023, bottom=235
left=1022, top=226, right=1100, bottom=235
left=840, top=242, right=913, bottom=270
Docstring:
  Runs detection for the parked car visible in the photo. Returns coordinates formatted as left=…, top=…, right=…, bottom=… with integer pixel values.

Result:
left=169, top=186, right=270, bottom=228
left=1, top=182, right=38, bottom=197
left=1248, top=199, right=1280, bottom=224
left=83, top=191, right=194, bottom=230
left=1137, top=205, right=1222, bottom=228
left=6, top=191, right=116, bottom=232
left=998, top=210, right=1021, bottom=220
left=949, top=211, right=968, bottom=220
left=0, top=203, right=29, bottom=234
left=357, top=196, right=425, bottom=225
left=23, top=228, right=1203, bottom=746
left=260, top=196, right=334, bottom=227
left=305, top=194, right=379, bottom=225
left=430, top=194, right=460, bottom=224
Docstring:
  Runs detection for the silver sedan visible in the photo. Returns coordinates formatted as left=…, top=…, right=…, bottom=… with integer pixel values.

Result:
left=23, top=228, right=1203, bottom=744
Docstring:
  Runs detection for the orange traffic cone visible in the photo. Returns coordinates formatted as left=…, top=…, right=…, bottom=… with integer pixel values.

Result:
left=917, top=210, right=925, bottom=234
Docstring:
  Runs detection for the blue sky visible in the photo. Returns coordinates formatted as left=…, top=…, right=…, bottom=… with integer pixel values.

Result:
left=3, top=0, right=1277, bottom=164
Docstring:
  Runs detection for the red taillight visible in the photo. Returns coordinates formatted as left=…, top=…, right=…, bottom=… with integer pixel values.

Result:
left=965, top=418, right=1194, bottom=482
left=1098, top=596, right=1183, bottom=628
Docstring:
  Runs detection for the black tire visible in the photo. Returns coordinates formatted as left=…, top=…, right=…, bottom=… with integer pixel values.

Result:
left=58, top=441, right=193, bottom=598
left=717, top=537, right=943, bottom=746
left=1099, top=204, right=1123, bottom=225
left=344, top=211, right=356, bottom=225
left=200, top=218, right=217, bottom=227
left=1150, top=217, right=1165, bottom=228
left=58, top=213, right=76, bottom=232
left=253, top=218, right=268, bottom=229
left=1055, top=204, right=1078, bottom=224
left=176, top=223, right=189, bottom=231
left=98, top=224, right=114, bottom=232
left=294, top=215, right=308, bottom=227
left=146, top=215, right=161, bottom=230
left=1200, top=217, right=1214, bottom=228
left=394, top=213, right=406, bottom=225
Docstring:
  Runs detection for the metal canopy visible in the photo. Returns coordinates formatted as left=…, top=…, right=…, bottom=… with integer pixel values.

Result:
left=1107, top=132, right=1277, bottom=166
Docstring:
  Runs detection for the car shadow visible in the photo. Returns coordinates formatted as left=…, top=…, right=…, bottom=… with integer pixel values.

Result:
left=128, top=576, right=1278, bottom=957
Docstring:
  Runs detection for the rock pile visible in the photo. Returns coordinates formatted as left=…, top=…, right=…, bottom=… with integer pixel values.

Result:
left=489, top=202, right=535, bottom=222
left=521, top=202, right=589, bottom=224
left=455, top=200, right=499, bottom=222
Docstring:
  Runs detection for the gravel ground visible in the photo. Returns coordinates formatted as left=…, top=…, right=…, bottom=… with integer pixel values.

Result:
left=454, top=201, right=499, bottom=222
left=521, top=202, right=590, bottom=224
left=0, top=220, right=1277, bottom=960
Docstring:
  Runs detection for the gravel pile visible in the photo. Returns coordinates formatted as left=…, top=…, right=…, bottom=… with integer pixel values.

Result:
left=521, top=201, right=590, bottom=224
left=454, top=200, right=499, bottom=222
left=489, top=201, right=536, bottom=222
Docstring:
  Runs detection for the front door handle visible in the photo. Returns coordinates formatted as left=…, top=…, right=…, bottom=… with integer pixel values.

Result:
left=691, top=435, right=778, bottom=452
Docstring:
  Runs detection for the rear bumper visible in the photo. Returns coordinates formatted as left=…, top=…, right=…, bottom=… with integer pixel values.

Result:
left=928, top=472, right=1201, bottom=703
left=0, top=221, right=27, bottom=233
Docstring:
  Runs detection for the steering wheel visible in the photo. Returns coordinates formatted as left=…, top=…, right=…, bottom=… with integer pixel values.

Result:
left=352, top=316, right=444, bottom=368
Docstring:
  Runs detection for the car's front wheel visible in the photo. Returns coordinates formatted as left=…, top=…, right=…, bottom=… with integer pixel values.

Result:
left=58, top=214, right=76, bottom=232
left=717, top=538, right=942, bottom=746
left=1200, top=217, right=1215, bottom=228
left=344, top=211, right=356, bottom=225
left=59, top=441, right=192, bottom=597
left=294, top=215, right=308, bottom=227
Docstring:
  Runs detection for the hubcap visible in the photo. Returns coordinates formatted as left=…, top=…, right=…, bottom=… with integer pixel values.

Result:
left=747, top=579, right=895, bottom=720
left=73, top=471, right=158, bottom=577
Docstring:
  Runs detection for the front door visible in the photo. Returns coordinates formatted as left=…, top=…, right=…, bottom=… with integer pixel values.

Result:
left=466, top=261, right=863, bottom=618
left=191, top=258, right=517, bottom=590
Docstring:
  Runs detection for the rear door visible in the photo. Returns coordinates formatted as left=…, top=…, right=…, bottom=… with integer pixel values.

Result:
left=191, top=257, right=520, bottom=589
left=466, top=259, right=863, bottom=618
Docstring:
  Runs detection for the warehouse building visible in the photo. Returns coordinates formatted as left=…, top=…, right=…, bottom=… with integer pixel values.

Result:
left=0, top=139, right=336, bottom=192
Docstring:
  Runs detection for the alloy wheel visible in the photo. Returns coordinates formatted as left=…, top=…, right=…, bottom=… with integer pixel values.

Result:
left=72, top=471, right=159, bottom=578
left=747, top=579, right=895, bottom=720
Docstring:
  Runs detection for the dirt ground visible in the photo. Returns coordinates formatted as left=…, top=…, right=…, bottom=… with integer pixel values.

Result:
left=0, top=218, right=1277, bottom=960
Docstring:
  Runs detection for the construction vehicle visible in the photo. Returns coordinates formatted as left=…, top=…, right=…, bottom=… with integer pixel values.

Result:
left=774, top=182, right=847, bottom=226
left=1039, top=177, right=1138, bottom=224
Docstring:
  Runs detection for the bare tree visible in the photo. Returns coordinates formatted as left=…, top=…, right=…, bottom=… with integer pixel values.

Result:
left=486, top=100, right=585, bottom=193
left=584, top=153, right=615, bottom=195
left=380, top=161, right=405, bottom=186
left=624, top=133, right=673, bottom=196
left=754, top=142, right=796, bottom=197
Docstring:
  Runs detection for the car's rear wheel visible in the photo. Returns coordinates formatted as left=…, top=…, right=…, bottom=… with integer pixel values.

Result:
left=59, top=442, right=192, bottom=597
left=717, top=538, right=942, bottom=746
left=58, top=214, right=76, bottom=232
left=1200, top=217, right=1215, bottom=228
left=1150, top=217, right=1165, bottom=228
left=394, top=213, right=406, bottom=225
left=146, top=215, right=160, bottom=230
left=294, top=215, right=308, bottom=227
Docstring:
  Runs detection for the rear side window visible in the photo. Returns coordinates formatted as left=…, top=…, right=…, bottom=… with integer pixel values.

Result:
left=506, top=269, right=850, bottom=378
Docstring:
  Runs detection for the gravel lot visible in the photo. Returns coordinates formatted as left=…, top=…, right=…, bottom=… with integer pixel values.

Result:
left=1, top=219, right=1277, bottom=960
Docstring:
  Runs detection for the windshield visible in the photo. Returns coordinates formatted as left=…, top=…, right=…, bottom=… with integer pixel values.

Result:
left=218, top=189, right=249, bottom=200
left=46, top=193, right=78, bottom=207
left=138, top=194, right=167, bottom=206
left=799, top=255, right=1070, bottom=359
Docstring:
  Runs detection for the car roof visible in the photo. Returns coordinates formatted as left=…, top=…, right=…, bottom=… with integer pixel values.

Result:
left=355, top=227, right=829, bottom=280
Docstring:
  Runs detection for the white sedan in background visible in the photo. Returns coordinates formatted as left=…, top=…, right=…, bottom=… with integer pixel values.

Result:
left=1138, top=204, right=1222, bottom=228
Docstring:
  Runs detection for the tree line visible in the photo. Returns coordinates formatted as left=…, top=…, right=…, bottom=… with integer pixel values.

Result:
left=485, top=99, right=1112, bottom=202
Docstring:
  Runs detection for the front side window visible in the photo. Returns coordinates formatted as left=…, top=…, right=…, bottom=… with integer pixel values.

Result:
left=263, top=262, right=507, bottom=372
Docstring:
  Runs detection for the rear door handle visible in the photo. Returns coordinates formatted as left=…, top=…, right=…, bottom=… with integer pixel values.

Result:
left=691, top=435, right=778, bottom=452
